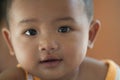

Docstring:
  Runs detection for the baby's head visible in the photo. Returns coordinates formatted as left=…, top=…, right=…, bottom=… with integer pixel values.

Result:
left=2, top=0, right=100, bottom=80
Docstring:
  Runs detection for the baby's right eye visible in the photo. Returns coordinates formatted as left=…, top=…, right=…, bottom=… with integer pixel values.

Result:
left=25, top=29, right=37, bottom=36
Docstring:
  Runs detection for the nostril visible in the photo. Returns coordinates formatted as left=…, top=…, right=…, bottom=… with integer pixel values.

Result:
left=39, top=46, right=58, bottom=54
left=39, top=41, right=59, bottom=53
left=51, top=47, right=55, bottom=50
left=40, top=47, right=55, bottom=51
left=41, top=48, right=46, bottom=51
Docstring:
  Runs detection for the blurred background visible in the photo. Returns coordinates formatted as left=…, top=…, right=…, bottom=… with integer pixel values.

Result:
left=87, top=0, right=120, bottom=65
left=0, top=0, right=120, bottom=72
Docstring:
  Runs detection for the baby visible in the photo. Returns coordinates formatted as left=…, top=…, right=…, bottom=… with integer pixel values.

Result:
left=1, top=0, right=120, bottom=80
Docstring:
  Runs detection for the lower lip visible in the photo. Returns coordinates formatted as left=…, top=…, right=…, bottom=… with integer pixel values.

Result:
left=40, top=60, right=62, bottom=68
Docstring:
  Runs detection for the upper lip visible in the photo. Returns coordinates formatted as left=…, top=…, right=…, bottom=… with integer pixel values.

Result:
left=40, top=58, right=63, bottom=63
left=39, top=55, right=63, bottom=63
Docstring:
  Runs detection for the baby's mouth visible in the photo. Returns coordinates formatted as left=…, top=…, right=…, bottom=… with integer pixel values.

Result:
left=40, top=59, right=63, bottom=63
left=39, top=57, right=63, bottom=68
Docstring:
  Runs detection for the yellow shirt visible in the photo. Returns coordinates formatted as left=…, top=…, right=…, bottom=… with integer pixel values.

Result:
left=103, top=60, right=120, bottom=80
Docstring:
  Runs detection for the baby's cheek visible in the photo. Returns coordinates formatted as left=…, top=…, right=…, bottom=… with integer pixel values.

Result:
left=16, top=53, right=35, bottom=70
left=63, top=42, right=86, bottom=65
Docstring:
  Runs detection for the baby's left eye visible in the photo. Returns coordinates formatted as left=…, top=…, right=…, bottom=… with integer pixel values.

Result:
left=25, top=29, right=37, bottom=36
left=58, top=26, right=72, bottom=33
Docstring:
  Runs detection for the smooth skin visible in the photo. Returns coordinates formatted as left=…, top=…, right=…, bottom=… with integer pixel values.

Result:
left=2, top=0, right=107, bottom=80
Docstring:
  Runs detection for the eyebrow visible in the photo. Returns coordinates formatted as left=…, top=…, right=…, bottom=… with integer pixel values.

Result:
left=19, top=17, right=75, bottom=24
left=54, top=17, right=75, bottom=22
left=19, top=19, right=38, bottom=24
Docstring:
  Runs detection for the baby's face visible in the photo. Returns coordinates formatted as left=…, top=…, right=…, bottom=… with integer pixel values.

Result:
left=7, top=0, right=90, bottom=79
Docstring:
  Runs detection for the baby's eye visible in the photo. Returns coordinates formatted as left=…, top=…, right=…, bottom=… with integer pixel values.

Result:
left=58, top=26, right=72, bottom=33
left=25, top=29, right=37, bottom=36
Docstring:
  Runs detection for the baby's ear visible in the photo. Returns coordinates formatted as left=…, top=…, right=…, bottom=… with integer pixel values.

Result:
left=2, top=28, right=15, bottom=56
left=88, top=20, right=101, bottom=49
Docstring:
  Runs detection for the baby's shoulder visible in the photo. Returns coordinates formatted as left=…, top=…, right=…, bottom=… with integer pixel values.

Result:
left=0, top=67, right=26, bottom=80
left=79, top=57, right=108, bottom=80
left=79, top=57, right=120, bottom=80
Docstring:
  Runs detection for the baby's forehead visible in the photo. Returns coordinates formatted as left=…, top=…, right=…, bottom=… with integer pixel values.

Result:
left=7, top=0, right=93, bottom=26
left=10, top=0, right=86, bottom=14
left=12, top=0, right=84, bottom=6
left=11, top=0, right=90, bottom=14
left=11, top=0, right=85, bottom=8
left=10, top=0, right=85, bottom=16
left=8, top=0, right=90, bottom=25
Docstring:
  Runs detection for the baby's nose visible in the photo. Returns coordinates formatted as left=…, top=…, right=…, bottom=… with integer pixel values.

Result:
left=38, top=39, right=59, bottom=53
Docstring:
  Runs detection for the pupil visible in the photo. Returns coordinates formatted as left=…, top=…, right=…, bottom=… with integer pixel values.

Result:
left=58, top=26, right=70, bottom=33
left=26, top=29, right=37, bottom=35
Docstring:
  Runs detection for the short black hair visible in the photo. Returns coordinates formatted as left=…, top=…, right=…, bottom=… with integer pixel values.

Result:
left=83, top=0, right=94, bottom=22
left=1, top=0, right=12, bottom=27
left=0, top=0, right=5, bottom=23
left=3, top=0, right=94, bottom=27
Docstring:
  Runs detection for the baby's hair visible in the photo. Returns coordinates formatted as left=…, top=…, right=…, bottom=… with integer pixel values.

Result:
left=0, top=0, right=5, bottom=24
left=0, top=1, right=2, bottom=23
left=83, top=0, right=94, bottom=23
left=3, top=0, right=93, bottom=27
left=2, top=0, right=12, bottom=27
